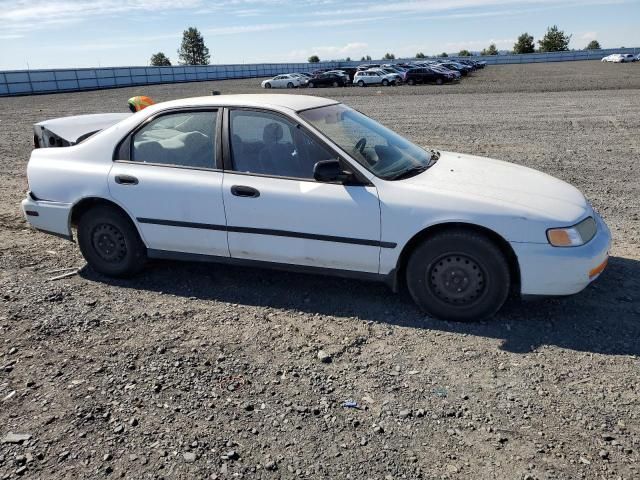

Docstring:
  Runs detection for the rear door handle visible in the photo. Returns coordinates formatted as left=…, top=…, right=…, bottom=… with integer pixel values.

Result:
left=231, top=185, right=260, bottom=198
left=115, top=174, right=138, bottom=185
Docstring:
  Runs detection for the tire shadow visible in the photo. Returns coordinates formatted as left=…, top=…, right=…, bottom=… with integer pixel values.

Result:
left=80, top=255, right=640, bottom=356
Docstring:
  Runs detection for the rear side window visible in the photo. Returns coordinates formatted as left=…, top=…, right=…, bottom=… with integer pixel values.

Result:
left=131, top=111, right=217, bottom=169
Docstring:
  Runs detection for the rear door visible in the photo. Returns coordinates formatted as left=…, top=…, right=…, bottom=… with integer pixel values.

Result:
left=109, top=109, right=229, bottom=257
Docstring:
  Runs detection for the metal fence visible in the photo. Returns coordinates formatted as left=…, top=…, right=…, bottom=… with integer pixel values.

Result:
left=1, top=48, right=638, bottom=97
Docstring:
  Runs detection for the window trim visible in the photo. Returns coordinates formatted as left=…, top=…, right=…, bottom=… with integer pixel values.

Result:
left=112, top=107, right=223, bottom=172
left=222, top=107, right=372, bottom=186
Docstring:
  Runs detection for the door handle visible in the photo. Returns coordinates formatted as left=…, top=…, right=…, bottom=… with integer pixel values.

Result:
left=231, top=185, right=260, bottom=198
left=115, top=174, right=139, bottom=185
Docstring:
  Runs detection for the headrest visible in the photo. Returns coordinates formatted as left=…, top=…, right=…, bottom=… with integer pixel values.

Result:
left=263, top=122, right=283, bottom=143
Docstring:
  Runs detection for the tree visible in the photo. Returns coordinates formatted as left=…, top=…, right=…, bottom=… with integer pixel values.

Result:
left=345, top=57, right=351, bottom=61
left=383, top=52, right=395, bottom=60
left=513, top=32, right=535, bottom=54
left=538, top=25, right=571, bottom=52
left=415, top=52, right=426, bottom=59
left=458, top=50, right=472, bottom=57
left=177, top=27, right=210, bottom=65
left=438, top=52, right=448, bottom=58
left=481, top=43, right=499, bottom=56
left=308, top=55, right=320, bottom=63
left=585, top=40, right=601, bottom=50
left=360, top=55, right=372, bottom=61
left=150, top=52, right=171, bottom=66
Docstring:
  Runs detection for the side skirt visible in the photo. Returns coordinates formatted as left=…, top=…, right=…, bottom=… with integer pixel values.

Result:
left=147, top=248, right=397, bottom=289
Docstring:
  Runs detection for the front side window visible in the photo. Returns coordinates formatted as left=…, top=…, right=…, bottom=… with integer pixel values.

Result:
left=300, top=104, right=436, bottom=181
left=229, top=110, right=336, bottom=180
left=131, top=111, right=216, bottom=169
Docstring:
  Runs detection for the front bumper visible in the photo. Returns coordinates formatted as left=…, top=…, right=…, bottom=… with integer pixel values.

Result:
left=512, top=213, right=611, bottom=296
left=21, top=193, right=73, bottom=241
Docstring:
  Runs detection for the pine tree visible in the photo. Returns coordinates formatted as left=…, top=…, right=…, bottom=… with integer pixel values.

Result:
left=177, top=27, right=210, bottom=65
left=513, top=33, right=535, bottom=54
left=150, top=52, right=171, bottom=66
left=538, top=25, right=571, bottom=52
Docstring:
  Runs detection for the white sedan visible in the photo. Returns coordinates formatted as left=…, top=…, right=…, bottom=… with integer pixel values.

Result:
left=261, top=74, right=302, bottom=89
left=21, top=94, right=611, bottom=321
left=601, top=53, right=636, bottom=63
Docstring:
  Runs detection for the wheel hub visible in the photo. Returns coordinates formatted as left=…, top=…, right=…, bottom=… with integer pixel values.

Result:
left=92, top=223, right=127, bottom=263
left=428, top=254, right=485, bottom=305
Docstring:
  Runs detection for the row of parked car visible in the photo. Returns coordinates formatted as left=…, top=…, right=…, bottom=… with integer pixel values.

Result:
left=601, top=53, right=640, bottom=63
left=260, top=59, right=487, bottom=89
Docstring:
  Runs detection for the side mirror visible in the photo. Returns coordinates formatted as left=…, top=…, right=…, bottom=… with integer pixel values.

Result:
left=313, top=159, right=353, bottom=183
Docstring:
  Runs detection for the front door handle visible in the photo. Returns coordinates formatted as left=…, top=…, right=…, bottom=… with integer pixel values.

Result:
left=231, top=185, right=260, bottom=198
left=115, top=174, right=139, bottom=185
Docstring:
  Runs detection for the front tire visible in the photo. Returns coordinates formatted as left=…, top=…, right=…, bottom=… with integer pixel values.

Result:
left=382, top=79, right=389, bottom=86
left=77, top=205, right=146, bottom=277
left=436, top=78, right=444, bottom=85
left=264, top=82, right=272, bottom=89
left=308, top=82, right=315, bottom=88
left=357, top=80, right=365, bottom=87
left=406, top=230, right=510, bottom=321
left=287, top=82, right=294, bottom=88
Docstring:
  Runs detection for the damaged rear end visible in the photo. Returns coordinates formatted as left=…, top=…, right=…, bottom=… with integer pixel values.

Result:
left=33, top=113, right=130, bottom=148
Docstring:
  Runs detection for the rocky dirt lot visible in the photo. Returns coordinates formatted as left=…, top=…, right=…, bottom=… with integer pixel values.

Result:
left=0, top=61, right=639, bottom=479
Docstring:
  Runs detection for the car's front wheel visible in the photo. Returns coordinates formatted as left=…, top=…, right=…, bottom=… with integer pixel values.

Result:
left=264, top=82, right=272, bottom=89
left=287, top=82, right=294, bottom=88
left=436, top=78, right=444, bottom=85
left=382, top=79, right=389, bottom=86
left=77, top=205, right=146, bottom=277
left=406, top=230, right=510, bottom=321
left=357, top=80, right=365, bottom=87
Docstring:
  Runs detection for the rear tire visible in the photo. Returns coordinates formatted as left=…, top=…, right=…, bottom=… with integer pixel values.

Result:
left=436, top=78, right=443, bottom=85
left=77, top=205, right=146, bottom=277
left=332, top=81, right=339, bottom=87
left=407, top=78, right=415, bottom=85
left=308, top=82, right=315, bottom=88
left=406, top=230, right=510, bottom=321
left=287, top=82, right=294, bottom=88
left=382, top=79, right=389, bottom=86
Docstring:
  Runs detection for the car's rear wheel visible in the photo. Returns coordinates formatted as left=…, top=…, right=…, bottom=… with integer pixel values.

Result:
left=406, top=230, right=510, bottom=321
left=287, top=82, right=294, bottom=88
left=308, top=82, right=315, bottom=88
left=77, top=205, right=146, bottom=277
left=357, top=80, right=365, bottom=87
left=382, top=79, right=389, bottom=86
left=332, top=81, right=339, bottom=87
left=264, top=82, right=272, bottom=89
left=436, top=78, right=444, bottom=85
left=407, top=78, right=415, bottom=85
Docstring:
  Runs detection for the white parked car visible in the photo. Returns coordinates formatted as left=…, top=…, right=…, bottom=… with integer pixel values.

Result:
left=261, top=74, right=302, bottom=89
left=353, top=70, right=397, bottom=87
left=21, top=95, right=611, bottom=321
left=601, top=53, right=637, bottom=63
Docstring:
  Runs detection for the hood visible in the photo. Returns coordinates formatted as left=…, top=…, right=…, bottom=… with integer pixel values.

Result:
left=35, top=113, right=131, bottom=144
left=404, top=151, right=589, bottom=224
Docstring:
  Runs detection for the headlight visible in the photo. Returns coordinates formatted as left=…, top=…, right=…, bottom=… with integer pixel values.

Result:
left=547, top=217, right=597, bottom=247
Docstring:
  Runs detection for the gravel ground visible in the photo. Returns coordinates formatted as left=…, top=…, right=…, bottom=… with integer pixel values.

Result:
left=1, top=60, right=639, bottom=479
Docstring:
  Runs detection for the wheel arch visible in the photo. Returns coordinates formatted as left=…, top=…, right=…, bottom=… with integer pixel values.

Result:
left=69, top=196, right=148, bottom=247
left=393, top=222, right=521, bottom=295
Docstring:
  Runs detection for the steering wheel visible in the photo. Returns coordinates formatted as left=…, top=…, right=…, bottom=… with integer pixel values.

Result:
left=354, top=137, right=367, bottom=155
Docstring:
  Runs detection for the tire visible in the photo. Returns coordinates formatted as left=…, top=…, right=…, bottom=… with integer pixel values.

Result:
left=287, top=82, right=294, bottom=88
left=436, top=78, right=443, bottom=85
left=77, top=205, right=146, bottom=277
left=382, top=79, right=389, bottom=86
left=264, top=82, right=271, bottom=89
left=308, top=82, right=315, bottom=88
left=406, top=230, right=510, bottom=321
left=357, top=80, right=365, bottom=87
left=407, top=78, right=415, bottom=86
left=332, top=81, right=339, bottom=87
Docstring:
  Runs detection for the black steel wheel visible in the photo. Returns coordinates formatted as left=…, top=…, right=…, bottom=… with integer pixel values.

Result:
left=77, top=205, right=146, bottom=277
left=406, top=230, right=510, bottom=321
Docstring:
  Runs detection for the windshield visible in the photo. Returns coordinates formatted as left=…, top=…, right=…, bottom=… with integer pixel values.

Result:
left=299, top=104, right=437, bottom=180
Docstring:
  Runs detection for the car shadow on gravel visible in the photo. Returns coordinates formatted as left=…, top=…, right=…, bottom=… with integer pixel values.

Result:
left=81, top=255, right=640, bottom=356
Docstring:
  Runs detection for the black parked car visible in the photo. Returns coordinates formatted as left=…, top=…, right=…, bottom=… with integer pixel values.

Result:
left=405, top=67, right=454, bottom=85
left=307, top=73, right=348, bottom=88
left=437, top=62, right=472, bottom=76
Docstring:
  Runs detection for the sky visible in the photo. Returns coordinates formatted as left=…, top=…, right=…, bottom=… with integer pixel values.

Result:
left=1, top=0, right=639, bottom=70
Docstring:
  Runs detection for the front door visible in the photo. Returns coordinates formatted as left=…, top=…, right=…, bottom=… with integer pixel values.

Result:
left=109, top=109, right=229, bottom=257
left=221, top=108, right=381, bottom=273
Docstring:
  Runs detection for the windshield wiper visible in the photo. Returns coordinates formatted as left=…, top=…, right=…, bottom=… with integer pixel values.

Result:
left=388, top=165, right=429, bottom=181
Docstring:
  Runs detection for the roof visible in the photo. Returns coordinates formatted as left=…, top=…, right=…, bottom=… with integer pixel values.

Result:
left=148, top=94, right=339, bottom=114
